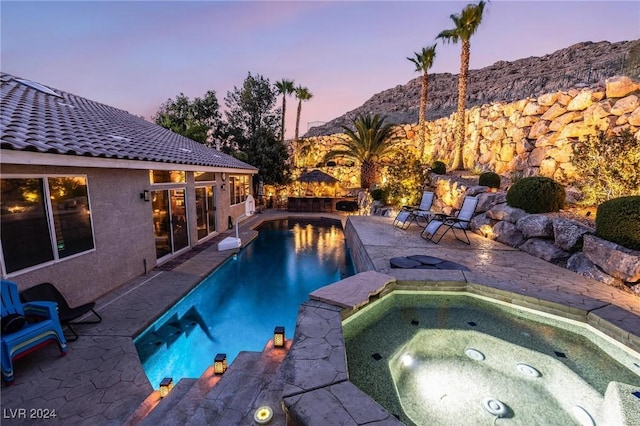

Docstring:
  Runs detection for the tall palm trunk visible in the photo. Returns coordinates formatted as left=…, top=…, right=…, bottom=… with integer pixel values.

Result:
left=452, top=39, right=470, bottom=171
left=361, top=161, right=377, bottom=190
left=419, top=71, right=428, bottom=159
left=281, top=96, right=287, bottom=142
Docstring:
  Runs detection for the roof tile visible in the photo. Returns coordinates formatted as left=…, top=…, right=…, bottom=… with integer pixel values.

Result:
left=0, top=72, right=257, bottom=172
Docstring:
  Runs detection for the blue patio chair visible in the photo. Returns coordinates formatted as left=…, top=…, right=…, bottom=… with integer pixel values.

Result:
left=1, top=279, right=67, bottom=385
left=421, top=196, right=479, bottom=245
left=393, top=191, right=435, bottom=229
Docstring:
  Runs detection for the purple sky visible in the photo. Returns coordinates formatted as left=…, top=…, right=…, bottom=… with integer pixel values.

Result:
left=2, top=1, right=639, bottom=139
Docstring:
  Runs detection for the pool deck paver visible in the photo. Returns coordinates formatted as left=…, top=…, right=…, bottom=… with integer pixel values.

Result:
left=1, top=210, right=638, bottom=425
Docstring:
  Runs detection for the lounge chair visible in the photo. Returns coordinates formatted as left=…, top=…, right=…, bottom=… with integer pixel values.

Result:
left=20, top=282, right=102, bottom=342
left=393, top=191, right=435, bottom=229
left=1, top=279, right=67, bottom=385
left=420, top=196, right=479, bottom=245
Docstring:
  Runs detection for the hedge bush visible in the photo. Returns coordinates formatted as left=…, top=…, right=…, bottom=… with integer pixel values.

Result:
left=431, top=160, right=446, bottom=175
left=479, top=172, right=501, bottom=189
left=370, top=188, right=388, bottom=203
left=506, top=176, right=565, bottom=213
left=595, top=196, right=640, bottom=250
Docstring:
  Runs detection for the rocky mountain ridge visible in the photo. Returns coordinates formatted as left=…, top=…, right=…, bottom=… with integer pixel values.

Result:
left=305, top=40, right=639, bottom=137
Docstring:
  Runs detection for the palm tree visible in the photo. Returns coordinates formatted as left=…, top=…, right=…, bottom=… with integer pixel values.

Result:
left=275, top=79, right=295, bottom=142
left=293, top=86, right=313, bottom=167
left=324, top=113, right=398, bottom=189
left=437, top=0, right=486, bottom=170
left=294, top=86, right=313, bottom=141
left=407, top=44, right=437, bottom=159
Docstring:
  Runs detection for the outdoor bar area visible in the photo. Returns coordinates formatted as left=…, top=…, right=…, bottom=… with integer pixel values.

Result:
left=286, top=169, right=359, bottom=213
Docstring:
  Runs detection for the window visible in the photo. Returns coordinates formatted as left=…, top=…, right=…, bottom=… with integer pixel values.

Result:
left=194, top=171, right=216, bottom=182
left=1, top=176, right=94, bottom=274
left=150, top=170, right=185, bottom=183
left=229, top=175, right=250, bottom=205
left=195, top=186, right=216, bottom=239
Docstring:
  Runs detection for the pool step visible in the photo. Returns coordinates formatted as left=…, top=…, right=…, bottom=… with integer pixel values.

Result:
left=139, top=340, right=290, bottom=425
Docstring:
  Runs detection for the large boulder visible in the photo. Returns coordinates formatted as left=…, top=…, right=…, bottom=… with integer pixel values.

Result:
left=469, top=213, right=495, bottom=234
left=516, top=214, right=554, bottom=239
left=566, top=253, right=624, bottom=287
left=519, top=238, right=570, bottom=264
left=486, top=204, right=527, bottom=223
left=553, top=218, right=593, bottom=252
left=492, top=221, right=526, bottom=248
left=476, top=192, right=507, bottom=213
left=583, top=235, right=640, bottom=283
left=605, top=76, right=640, bottom=99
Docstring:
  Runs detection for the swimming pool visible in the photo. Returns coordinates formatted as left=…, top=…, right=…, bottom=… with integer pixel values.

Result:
left=135, top=217, right=355, bottom=388
left=342, top=291, right=640, bottom=426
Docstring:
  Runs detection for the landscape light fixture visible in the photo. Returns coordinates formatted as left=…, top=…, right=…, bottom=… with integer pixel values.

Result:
left=273, top=326, right=285, bottom=348
left=159, top=377, right=174, bottom=398
left=214, top=353, right=227, bottom=375
left=254, top=406, right=273, bottom=424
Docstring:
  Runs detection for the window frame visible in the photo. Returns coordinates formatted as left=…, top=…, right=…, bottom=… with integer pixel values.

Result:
left=1, top=174, right=96, bottom=277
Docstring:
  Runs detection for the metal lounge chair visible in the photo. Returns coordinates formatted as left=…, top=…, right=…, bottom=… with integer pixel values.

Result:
left=420, top=196, right=479, bottom=245
left=393, top=191, right=435, bottom=229
left=20, top=282, right=102, bottom=342
left=1, top=279, right=67, bottom=385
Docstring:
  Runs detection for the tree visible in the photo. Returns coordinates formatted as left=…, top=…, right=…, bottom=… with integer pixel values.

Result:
left=437, top=0, right=486, bottom=170
left=224, top=72, right=290, bottom=185
left=324, top=113, right=398, bottom=189
left=275, top=79, right=295, bottom=142
left=154, top=91, right=223, bottom=144
left=293, top=86, right=313, bottom=166
left=407, top=44, right=437, bottom=159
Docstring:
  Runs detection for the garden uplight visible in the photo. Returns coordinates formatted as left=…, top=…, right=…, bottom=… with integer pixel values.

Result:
left=254, top=406, right=273, bottom=424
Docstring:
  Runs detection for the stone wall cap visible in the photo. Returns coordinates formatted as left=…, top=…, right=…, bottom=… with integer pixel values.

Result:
left=310, top=271, right=396, bottom=309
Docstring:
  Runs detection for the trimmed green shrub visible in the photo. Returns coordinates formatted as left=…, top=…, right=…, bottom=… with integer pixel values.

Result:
left=506, top=176, right=566, bottom=213
left=595, top=196, right=640, bottom=250
left=370, top=188, right=388, bottom=203
left=479, top=172, right=501, bottom=189
left=431, top=160, right=446, bottom=175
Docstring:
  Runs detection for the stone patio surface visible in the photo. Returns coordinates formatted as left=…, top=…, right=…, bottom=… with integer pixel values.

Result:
left=1, top=211, right=638, bottom=425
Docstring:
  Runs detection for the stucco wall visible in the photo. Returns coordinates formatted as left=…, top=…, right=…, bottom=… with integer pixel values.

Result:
left=2, top=164, right=154, bottom=306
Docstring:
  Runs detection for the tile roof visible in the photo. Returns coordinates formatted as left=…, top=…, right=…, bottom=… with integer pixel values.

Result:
left=0, top=72, right=257, bottom=171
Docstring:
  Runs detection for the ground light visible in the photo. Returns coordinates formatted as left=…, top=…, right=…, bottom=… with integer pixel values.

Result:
left=214, top=353, right=227, bottom=375
left=253, top=406, right=273, bottom=424
left=273, top=326, right=285, bottom=348
left=159, top=377, right=173, bottom=398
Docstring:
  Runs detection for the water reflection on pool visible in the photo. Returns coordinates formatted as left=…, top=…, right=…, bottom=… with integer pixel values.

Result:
left=135, top=218, right=355, bottom=388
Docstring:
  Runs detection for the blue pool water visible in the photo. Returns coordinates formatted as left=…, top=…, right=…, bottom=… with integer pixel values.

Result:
left=135, top=217, right=355, bottom=388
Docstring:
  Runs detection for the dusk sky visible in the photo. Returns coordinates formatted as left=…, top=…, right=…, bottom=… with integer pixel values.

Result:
left=2, top=1, right=639, bottom=139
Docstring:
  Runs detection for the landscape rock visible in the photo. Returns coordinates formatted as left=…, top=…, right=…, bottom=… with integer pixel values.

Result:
left=519, top=238, right=570, bottom=263
left=605, top=76, right=640, bottom=99
left=469, top=213, right=495, bottom=233
left=516, top=215, right=554, bottom=239
left=583, top=235, right=640, bottom=283
left=553, top=218, right=593, bottom=252
left=492, top=221, right=526, bottom=248
left=486, top=204, right=527, bottom=223
left=566, top=253, right=624, bottom=287
left=475, top=192, right=507, bottom=213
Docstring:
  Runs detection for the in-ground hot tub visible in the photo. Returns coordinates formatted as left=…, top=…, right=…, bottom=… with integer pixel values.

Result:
left=342, top=291, right=640, bottom=426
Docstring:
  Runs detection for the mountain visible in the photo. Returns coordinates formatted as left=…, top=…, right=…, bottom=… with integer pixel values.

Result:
left=305, top=40, right=640, bottom=137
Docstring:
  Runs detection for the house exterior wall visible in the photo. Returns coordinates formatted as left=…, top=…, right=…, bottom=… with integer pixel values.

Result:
left=1, top=164, right=154, bottom=306
left=1, top=163, right=255, bottom=306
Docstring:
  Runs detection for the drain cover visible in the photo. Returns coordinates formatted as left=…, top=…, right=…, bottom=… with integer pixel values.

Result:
left=572, top=405, right=595, bottom=426
left=465, top=348, right=485, bottom=361
left=482, top=397, right=507, bottom=417
left=516, top=363, right=541, bottom=378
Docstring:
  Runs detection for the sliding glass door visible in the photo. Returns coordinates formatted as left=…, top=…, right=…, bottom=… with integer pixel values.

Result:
left=195, top=186, right=216, bottom=240
left=152, top=189, right=188, bottom=260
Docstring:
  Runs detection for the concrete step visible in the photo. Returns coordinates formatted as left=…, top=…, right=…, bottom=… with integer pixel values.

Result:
left=138, top=340, right=290, bottom=425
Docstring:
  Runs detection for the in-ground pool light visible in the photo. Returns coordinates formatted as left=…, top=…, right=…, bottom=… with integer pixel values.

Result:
left=214, top=353, right=227, bottom=374
left=274, top=326, right=285, bottom=348
left=159, top=377, right=174, bottom=398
